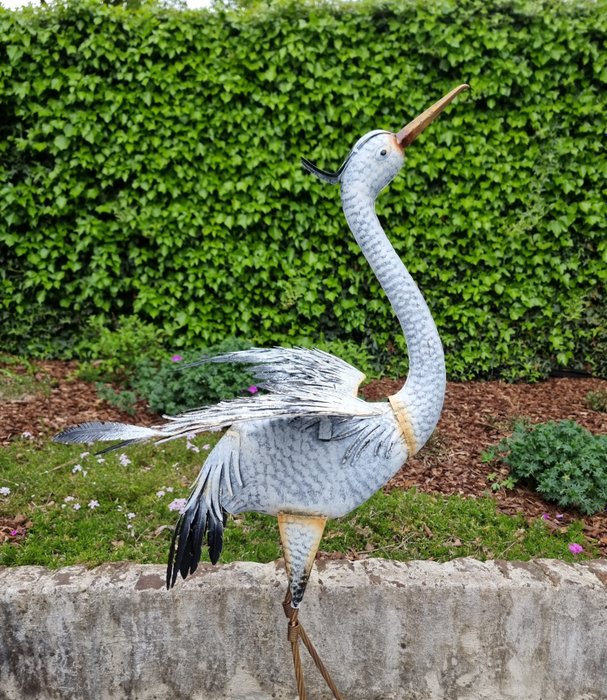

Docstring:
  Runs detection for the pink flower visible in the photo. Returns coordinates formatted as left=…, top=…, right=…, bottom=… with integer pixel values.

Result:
left=568, top=543, right=583, bottom=555
left=171, top=355, right=183, bottom=362
left=247, top=385, right=258, bottom=394
left=556, top=514, right=564, bottom=520
left=10, top=529, right=19, bottom=536
left=542, top=513, right=550, bottom=520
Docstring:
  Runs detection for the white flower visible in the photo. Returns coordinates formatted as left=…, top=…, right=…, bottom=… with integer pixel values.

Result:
left=88, top=500, right=99, bottom=509
left=127, top=512, right=136, bottom=520
left=202, top=443, right=211, bottom=451
left=166, top=487, right=174, bottom=493
left=64, top=496, right=75, bottom=502
left=72, top=464, right=82, bottom=473
left=80, top=451, right=90, bottom=458
left=97, top=457, right=106, bottom=464
left=186, top=440, right=199, bottom=453
left=21, top=431, right=34, bottom=439
left=0, top=486, right=11, bottom=496
left=168, top=498, right=187, bottom=514
left=156, top=490, right=166, bottom=498
left=72, top=503, right=81, bottom=511
left=119, top=454, right=131, bottom=467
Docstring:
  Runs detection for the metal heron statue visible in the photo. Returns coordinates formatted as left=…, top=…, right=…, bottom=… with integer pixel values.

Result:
left=55, top=84, right=469, bottom=699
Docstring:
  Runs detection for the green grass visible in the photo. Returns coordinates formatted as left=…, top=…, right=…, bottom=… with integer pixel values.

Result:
left=0, top=435, right=597, bottom=569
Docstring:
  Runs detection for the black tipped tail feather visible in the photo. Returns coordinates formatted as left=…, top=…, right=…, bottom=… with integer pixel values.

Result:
left=165, top=434, right=239, bottom=589
left=166, top=499, right=225, bottom=589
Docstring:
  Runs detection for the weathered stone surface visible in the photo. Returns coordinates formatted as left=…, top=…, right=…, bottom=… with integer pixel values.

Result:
left=0, top=558, right=605, bottom=699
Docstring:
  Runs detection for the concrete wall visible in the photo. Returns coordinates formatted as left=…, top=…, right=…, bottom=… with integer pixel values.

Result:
left=0, top=558, right=606, bottom=700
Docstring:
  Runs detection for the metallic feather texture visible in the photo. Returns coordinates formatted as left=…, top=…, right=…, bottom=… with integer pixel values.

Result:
left=53, top=347, right=382, bottom=447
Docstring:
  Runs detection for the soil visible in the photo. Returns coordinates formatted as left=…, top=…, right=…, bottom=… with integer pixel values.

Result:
left=1, top=359, right=606, bottom=555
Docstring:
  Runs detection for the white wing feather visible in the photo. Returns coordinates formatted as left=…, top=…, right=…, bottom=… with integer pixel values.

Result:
left=54, top=347, right=380, bottom=446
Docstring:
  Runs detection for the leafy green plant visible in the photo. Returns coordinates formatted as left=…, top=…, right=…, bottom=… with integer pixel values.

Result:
left=486, top=472, right=516, bottom=492
left=76, top=317, right=168, bottom=384
left=584, top=389, right=607, bottom=413
left=484, top=420, right=607, bottom=515
left=0, top=355, right=53, bottom=401
left=132, top=338, right=255, bottom=414
left=94, top=383, right=139, bottom=416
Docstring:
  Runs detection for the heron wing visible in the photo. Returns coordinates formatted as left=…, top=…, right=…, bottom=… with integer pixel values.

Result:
left=53, top=348, right=383, bottom=447
left=183, top=346, right=366, bottom=397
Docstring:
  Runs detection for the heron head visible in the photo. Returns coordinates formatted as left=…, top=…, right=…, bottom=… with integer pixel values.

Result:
left=302, top=83, right=469, bottom=195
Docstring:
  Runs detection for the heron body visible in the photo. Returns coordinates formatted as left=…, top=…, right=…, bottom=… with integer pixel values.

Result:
left=55, top=84, right=468, bottom=694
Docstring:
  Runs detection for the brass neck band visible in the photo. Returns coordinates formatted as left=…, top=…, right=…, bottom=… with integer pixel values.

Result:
left=388, top=395, right=418, bottom=456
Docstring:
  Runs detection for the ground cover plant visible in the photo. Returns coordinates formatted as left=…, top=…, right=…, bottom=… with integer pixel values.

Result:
left=484, top=420, right=607, bottom=515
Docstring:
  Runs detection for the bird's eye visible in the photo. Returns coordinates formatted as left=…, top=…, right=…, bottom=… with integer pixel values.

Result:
left=380, top=149, right=387, bottom=156
left=376, top=147, right=389, bottom=160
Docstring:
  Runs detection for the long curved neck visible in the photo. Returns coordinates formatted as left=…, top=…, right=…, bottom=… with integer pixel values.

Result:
left=340, top=182, right=446, bottom=450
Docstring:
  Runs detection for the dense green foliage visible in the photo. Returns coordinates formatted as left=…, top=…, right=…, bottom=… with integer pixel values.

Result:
left=0, top=436, right=594, bottom=567
left=1, top=0, right=606, bottom=378
left=485, top=420, right=607, bottom=514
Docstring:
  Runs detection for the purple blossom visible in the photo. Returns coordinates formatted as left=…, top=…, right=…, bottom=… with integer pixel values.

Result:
left=10, top=529, right=19, bottom=536
left=556, top=514, right=564, bottom=520
left=168, top=498, right=187, bottom=513
left=568, top=543, right=583, bottom=555
left=247, top=385, right=259, bottom=394
left=186, top=438, right=199, bottom=453
left=171, top=355, right=183, bottom=362
left=156, top=490, right=166, bottom=498
left=542, top=513, right=550, bottom=520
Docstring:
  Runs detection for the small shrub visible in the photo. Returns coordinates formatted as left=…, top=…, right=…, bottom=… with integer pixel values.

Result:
left=132, top=338, right=255, bottom=415
left=95, top=383, right=138, bottom=416
left=484, top=420, right=607, bottom=515
left=584, top=390, right=607, bottom=413
left=76, top=317, right=167, bottom=384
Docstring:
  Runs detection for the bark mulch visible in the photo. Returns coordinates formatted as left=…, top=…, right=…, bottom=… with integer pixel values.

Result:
left=1, top=359, right=606, bottom=554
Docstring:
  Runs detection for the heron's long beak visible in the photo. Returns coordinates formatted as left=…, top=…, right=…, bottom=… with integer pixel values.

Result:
left=395, top=84, right=470, bottom=148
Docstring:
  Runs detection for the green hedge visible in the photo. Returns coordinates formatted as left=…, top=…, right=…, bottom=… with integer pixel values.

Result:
left=1, top=0, right=606, bottom=379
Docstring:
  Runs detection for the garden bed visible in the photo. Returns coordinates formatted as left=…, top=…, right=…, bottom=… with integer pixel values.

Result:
left=1, top=358, right=606, bottom=556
